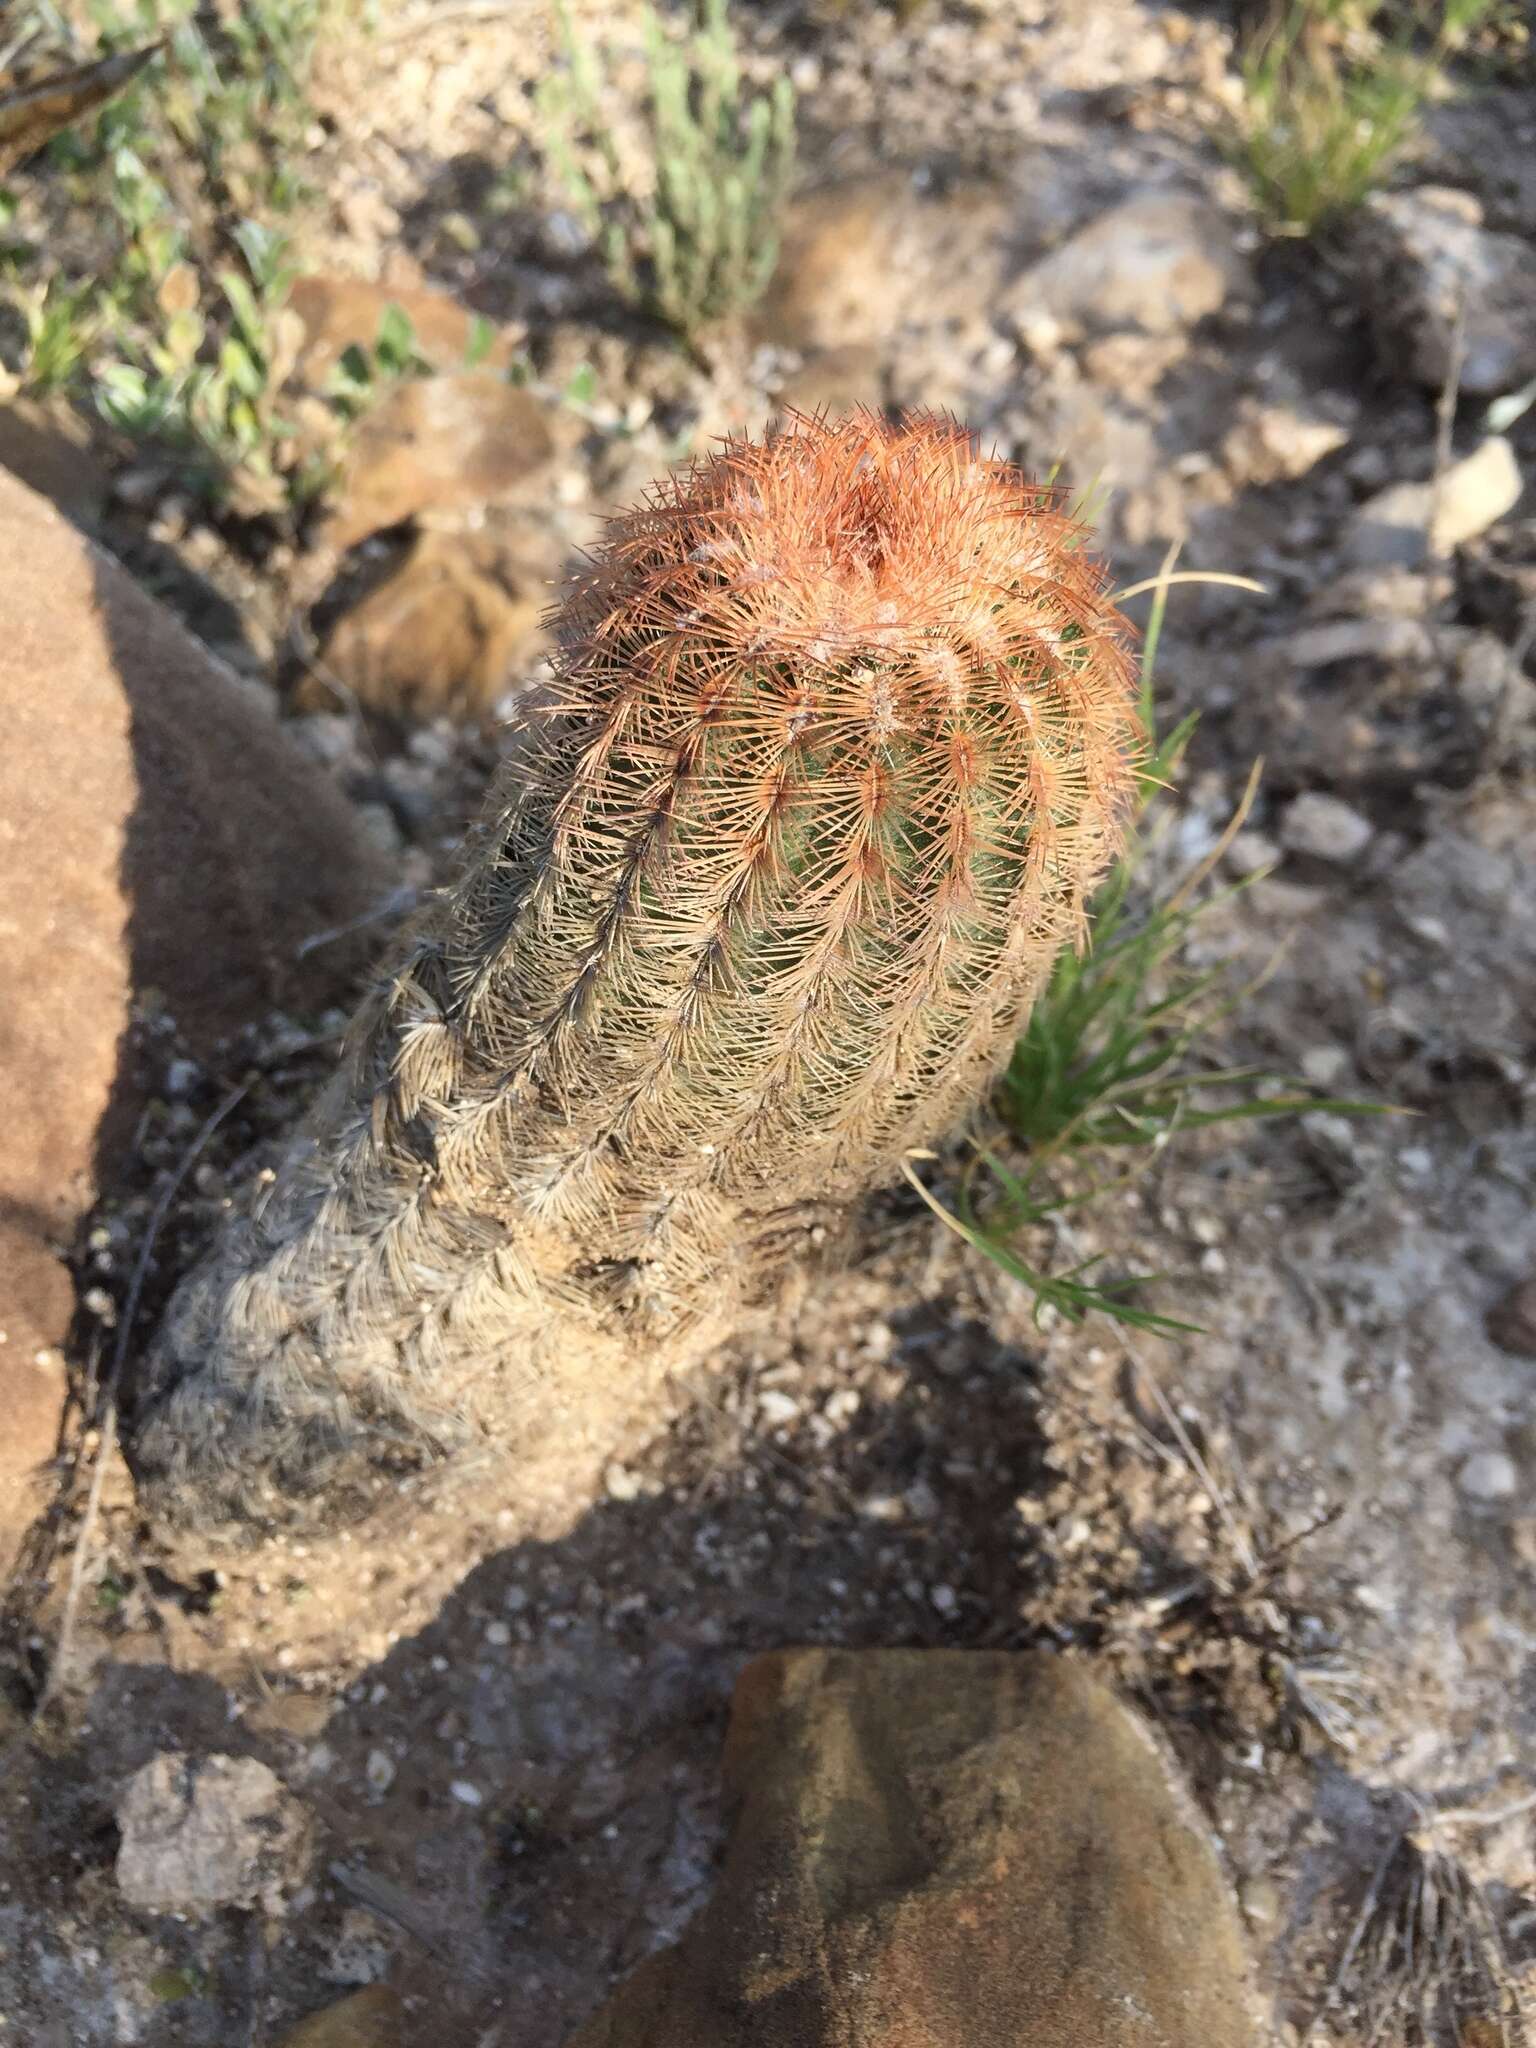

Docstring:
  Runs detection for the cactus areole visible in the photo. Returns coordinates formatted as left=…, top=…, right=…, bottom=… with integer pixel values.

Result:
left=135, top=409, right=1141, bottom=1528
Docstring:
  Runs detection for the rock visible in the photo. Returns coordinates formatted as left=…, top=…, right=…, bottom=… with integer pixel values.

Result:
left=1220, top=393, right=1351, bottom=487
left=321, top=1907, right=394, bottom=1985
left=1012, top=370, right=1187, bottom=547
left=0, top=397, right=110, bottom=526
left=1457, top=1449, right=1519, bottom=1503
left=275, top=1987, right=404, bottom=2048
left=324, top=373, right=556, bottom=553
left=1236, top=614, right=1512, bottom=799
left=1279, top=792, right=1375, bottom=864
left=1225, top=828, right=1279, bottom=878
left=1301, top=1110, right=1364, bottom=1186
left=1283, top=616, right=1434, bottom=669
left=774, top=343, right=885, bottom=420
left=565, top=1648, right=1261, bottom=2047
left=1347, top=438, right=1524, bottom=566
left=288, top=274, right=521, bottom=388
left=116, top=1752, right=312, bottom=1916
left=1351, top=186, right=1536, bottom=398
left=1076, top=330, right=1188, bottom=399
left=311, top=528, right=553, bottom=723
left=754, top=175, right=1013, bottom=356
left=0, top=470, right=391, bottom=1571
left=1433, top=439, right=1525, bottom=551
left=1487, top=1278, right=1536, bottom=1359
left=1005, top=193, right=1251, bottom=342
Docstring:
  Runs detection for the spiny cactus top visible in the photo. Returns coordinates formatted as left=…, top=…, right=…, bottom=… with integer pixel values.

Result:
left=136, top=408, right=1141, bottom=1526
left=472, top=407, right=1142, bottom=1200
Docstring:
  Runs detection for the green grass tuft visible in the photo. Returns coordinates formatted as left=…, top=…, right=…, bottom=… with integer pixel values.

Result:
left=907, top=558, right=1392, bottom=1337
left=1231, top=0, right=1503, bottom=235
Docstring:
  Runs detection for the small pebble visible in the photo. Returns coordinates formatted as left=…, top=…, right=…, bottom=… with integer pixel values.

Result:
left=1458, top=1450, right=1518, bottom=1503
left=604, top=1464, right=642, bottom=1501
left=82, top=1287, right=117, bottom=1326
left=859, top=1493, right=904, bottom=1523
left=365, top=1750, right=395, bottom=1794
left=164, top=1057, right=200, bottom=1098
left=1301, top=1045, right=1350, bottom=1088
left=450, top=1780, right=484, bottom=1807
left=484, top=1620, right=511, bottom=1647
left=1280, top=792, right=1374, bottom=865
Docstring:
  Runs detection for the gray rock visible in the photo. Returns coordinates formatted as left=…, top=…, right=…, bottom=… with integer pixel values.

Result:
left=564, top=1648, right=1262, bottom=2048
left=1283, top=617, right=1434, bottom=668
left=1302, top=1111, right=1364, bottom=1185
left=1280, top=792, right=1375, bottom=864
left=1225, top=829, right=1279, bottom=878
left=1351, top=187, right=1536, bottom=397
left=1347, top=438, right=1523, bottom=567
left=116, top=1752, right=311, bottom=1917
left=1006, top=192, right=1252, bottom=341
left=1457, top=1449, right=1519, bottom=1502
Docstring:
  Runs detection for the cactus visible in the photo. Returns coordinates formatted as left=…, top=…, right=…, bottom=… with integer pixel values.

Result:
left=133, top=409, right=1141, bottom=1530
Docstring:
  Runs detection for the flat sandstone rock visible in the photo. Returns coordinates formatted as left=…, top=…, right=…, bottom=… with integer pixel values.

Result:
left=566, top=1647, right=1262, bottom=2047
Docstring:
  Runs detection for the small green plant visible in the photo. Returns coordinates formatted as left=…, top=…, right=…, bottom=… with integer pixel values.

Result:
left=0, top=272, right=99, bottom=392
left=91, top=222, right=328, bottom=515
left=0, top=0, right=348, bottom=517
left=325, top=299, right=434, bottom=417
left=1232, top=0, right=1502, bottom=234
left=78, top=0, right=325, bottom=228
left=906, top=561, right=1386, bottom=1336
left=537, top=0, right=795, bottom=342
left=148, top=1964, right=209, bottom=2004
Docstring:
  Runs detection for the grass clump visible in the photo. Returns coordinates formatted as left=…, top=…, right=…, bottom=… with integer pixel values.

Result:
left=1231, top=0, right=1502, bottom=234
left=537, top=0, right=795, bottom=343
left=905, top=560, right=1386, bottom=1337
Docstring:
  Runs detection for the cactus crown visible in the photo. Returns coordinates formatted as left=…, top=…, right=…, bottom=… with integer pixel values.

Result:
left=447, top=408, right=1141, bottom=1222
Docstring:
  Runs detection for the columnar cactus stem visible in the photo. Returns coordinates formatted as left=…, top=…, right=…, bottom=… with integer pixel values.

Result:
left=134, top=409, right=1140, bottom=1529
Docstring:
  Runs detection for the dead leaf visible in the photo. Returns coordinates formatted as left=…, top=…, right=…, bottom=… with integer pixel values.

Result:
left=0, top=44, right=162, bottom=178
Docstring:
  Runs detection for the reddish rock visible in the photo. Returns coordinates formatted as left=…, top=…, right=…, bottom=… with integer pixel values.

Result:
left=276, top=1987, right=404, bottom=2048
left=0, top=470, right=391, bottom=1566
left=566, top=1648, right=1262, bottom=2048
left=288, top=273, right=523, bottom=387
left=0, top=397, right=110, bottom=526
left=324, top=372, right=557, bottom=553
left=312, top=528, right=554, bottom=724
left=754, top=175, right=1011, bottom=356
